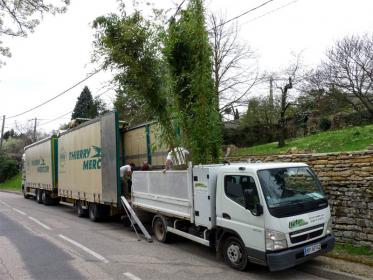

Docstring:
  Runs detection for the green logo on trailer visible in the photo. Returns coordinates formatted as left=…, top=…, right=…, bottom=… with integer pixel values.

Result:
left=82, top=146, right=101, bottom=170
left=37, top=157, right=49, bottom=173
left=67, top=146, right=102, bottom=170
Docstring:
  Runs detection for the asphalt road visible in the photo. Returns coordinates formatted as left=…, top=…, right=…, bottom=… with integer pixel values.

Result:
left=0, top=192, right=328, bottom=280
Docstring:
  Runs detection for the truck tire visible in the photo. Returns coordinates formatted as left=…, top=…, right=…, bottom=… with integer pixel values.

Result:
left=23, top=186, right=30, bottom=199
left=89, top=203, right=100, bottom=222
left=36, top=189, right=43, bottom=204
left=152, top=216, right=168, bottom=243
left=77, top=202, right=88, bottom=218
left=223, top=236, right=248, bottom=271
left=42, top=190, right=52, bottom=205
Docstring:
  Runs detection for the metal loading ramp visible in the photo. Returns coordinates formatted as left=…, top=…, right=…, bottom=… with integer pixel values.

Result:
left=121, top=196, right=152, bottom=242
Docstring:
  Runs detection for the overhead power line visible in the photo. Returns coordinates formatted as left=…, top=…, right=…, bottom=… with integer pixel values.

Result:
left=209, top=0, right=275, bottom=31
left=38, top=111, right=72, bottom=127
left=38, top=87, right=114, bottom=127
left=6, top=69, right=101, bottom=120
left=242, top=0, right=299, bottom=26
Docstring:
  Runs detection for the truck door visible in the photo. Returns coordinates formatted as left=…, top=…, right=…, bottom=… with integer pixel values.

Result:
left=217, top=173, right=265, bottom=254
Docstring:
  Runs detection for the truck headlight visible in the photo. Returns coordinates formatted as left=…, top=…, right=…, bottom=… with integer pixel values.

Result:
left=326, top=219, right=333, bottom=235
left=265, top=229, right=288, bottom=251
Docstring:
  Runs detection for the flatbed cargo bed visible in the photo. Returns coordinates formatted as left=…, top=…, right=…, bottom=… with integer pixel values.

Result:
left=132, top=169, right=194, bottom=222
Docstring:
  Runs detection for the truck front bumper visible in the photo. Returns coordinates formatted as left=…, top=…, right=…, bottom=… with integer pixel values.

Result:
left=266, top=234, right=335, bottom=271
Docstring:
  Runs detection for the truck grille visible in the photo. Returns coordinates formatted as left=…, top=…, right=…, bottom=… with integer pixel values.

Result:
left=289, top=224, right=324, bottom=244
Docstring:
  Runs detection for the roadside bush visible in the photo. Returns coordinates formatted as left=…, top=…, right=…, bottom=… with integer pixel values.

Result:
left=0, top=155, right=19, bottom=183
left=319, top=118, right=332, bottom=131
left=222, top=124, right=277, bottom=147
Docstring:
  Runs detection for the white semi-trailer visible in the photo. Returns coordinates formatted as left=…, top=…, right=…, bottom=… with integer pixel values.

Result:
left=131, top=162, right=335, bottom=271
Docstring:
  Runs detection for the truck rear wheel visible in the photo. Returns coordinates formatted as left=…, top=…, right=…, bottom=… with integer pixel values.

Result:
left=223, top=236, right=248, bottom=271
left=36, top=189, right=43, bottom=204
left=42, top=191, right=52, bottom=205
left=89, top=203, right=100, bottom=222
left=152, top=216, right=168, bottom=243
left=77, top=202, right=88, bottom=218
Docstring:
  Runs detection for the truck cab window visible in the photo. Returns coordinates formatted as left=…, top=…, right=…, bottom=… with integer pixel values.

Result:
left=224, top=175, right=259, bottom=208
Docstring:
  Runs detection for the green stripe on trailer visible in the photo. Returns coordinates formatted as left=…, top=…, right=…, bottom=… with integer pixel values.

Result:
left=51, top=136, right=58, bottom=189
left=145, top=124, right=152, bottom=165
left=115, top=111, right=122, bottom=206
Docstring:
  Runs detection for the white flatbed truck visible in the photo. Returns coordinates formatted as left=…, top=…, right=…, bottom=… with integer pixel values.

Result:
left=131, top=162, right=335, bottom=271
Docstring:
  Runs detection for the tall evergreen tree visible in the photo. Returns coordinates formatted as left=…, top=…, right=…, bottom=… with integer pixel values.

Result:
left=72, top=86, right=98, bottom=119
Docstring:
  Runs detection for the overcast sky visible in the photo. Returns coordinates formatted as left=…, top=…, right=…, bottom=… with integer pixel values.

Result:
left=0, top=0, right=372, bottom=134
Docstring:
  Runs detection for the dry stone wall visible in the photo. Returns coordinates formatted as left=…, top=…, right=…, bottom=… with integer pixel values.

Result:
left=228, top=150, right=373, bottom=248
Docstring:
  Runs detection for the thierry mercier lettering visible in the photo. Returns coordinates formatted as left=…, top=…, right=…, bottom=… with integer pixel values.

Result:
left=68, top=146, right=102, bottom=170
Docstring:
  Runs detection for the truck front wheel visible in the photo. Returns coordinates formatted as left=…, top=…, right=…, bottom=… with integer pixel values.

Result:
left=152, top=216, right=168, bottom=243
left=23, top=186, right=30, bottom=199
left=36, top=189, right=43, bottom=204
left=223, top=236, right=248, bottom=271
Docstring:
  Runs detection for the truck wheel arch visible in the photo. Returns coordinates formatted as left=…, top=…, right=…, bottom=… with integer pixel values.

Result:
left=216, top=227, right=244, bottom=256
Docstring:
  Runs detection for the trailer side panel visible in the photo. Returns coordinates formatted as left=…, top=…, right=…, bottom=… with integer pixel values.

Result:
left=58, top=121, right=102, bottom=202
left=25, top=138, right=54, bottom=191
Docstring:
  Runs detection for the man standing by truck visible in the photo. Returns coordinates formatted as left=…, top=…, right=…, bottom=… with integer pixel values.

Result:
left=120, top=163, right=135, bottom=196
left=165, top=147, right=189, bottom=170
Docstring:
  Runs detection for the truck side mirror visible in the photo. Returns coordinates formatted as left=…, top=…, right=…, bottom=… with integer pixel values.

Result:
left=253, top=204, right=263, bottom=216
left=244, top=189, right=255, bottom=210
left=244, top=189, right=263, bottom=216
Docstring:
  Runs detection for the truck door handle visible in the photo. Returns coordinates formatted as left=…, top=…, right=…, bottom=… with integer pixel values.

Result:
left=222, top=213, right=231, bottom=220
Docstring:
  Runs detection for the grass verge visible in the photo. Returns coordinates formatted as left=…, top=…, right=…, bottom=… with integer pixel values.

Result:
left=233, top=124, right=373, bottom=156
left=0, top=173, right=22, bottom=192
left=326, top=243, right=373, bottom=267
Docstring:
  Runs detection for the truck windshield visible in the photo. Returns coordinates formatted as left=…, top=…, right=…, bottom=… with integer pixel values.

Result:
left=257, top=167, right=327, bottom=218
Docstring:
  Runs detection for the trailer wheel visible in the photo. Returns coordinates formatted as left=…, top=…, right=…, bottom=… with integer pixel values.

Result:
left=36, top=189, right=43, bottom=204
left=77, top=202, right=88, bottom=218
left=152, top=216, right=168, bottom=243
left=222, top=236, right=248, bottom=271
left=89, top=203, right=100, bottom=222
left=42, top=191, right=52, bottom=205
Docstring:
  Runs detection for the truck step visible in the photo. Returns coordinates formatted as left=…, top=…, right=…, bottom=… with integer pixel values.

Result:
left=167, top=227, right=209, bottom=246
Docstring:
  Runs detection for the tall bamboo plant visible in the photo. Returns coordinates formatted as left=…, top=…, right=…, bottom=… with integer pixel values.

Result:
left=92, top=8, right=177, bottom=150
left=93, top=1, right=221, bottom=164
left=165, top=0, right=221, bottom=163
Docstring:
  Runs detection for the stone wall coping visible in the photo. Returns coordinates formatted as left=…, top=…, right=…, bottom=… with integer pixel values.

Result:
left=228, top=149, right=373, bottom=160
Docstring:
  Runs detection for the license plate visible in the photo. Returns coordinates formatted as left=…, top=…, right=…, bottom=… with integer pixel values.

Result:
left=304, top=243, right=321, bottom=256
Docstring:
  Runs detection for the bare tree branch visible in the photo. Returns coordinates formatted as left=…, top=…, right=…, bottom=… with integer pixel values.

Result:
left=320, top=34, right=373, bottom=116
left=208, top=12, right=259, bottom=116
left=0, top=0, right=69, bottom=65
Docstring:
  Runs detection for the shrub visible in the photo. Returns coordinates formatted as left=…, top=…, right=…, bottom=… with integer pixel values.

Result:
left=0, top=155, right=19, bottom=183
left=319, top=118, right=332, bottom=131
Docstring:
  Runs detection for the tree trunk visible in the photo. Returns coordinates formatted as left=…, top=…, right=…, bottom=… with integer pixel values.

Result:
left=278, top=121, right=286, bottom=148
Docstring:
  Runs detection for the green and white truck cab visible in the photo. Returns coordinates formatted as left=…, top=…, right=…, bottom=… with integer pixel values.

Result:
left=214, top=162, right=334, bottom=271
left=132, top=162, right=335, bottom=271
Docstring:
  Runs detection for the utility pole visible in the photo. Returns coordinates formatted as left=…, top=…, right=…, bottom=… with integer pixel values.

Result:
left=269, top=76, right=274, bottom=108
left=33, top=118, right=37, bottom=142
left=0, top=115, right=5, bottom=152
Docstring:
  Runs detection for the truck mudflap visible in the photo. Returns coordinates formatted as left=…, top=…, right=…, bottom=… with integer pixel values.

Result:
left=266, top=234, right=335, bottom=271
